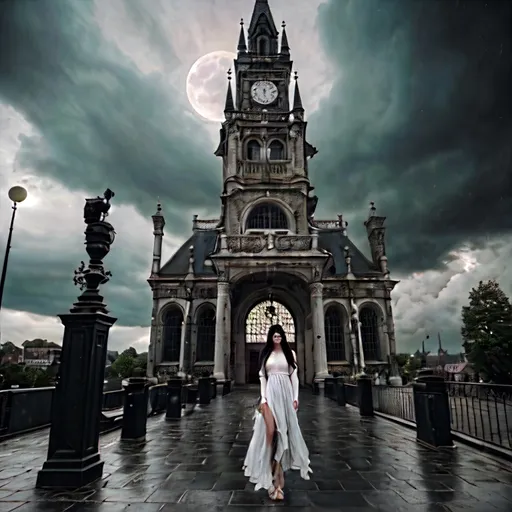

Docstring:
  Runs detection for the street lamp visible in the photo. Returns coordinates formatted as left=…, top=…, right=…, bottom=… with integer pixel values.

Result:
left=0, top=186, right=28, bottom=311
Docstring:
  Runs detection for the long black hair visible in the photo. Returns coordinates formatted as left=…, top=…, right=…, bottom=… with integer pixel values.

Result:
left=259, top=324, right=296, bottom=378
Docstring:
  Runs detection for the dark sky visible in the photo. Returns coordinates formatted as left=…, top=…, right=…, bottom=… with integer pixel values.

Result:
left=0, top=0, right=510, bottom=351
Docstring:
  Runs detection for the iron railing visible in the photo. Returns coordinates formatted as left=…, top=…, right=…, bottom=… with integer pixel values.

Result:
left=446, top=382, right=512, bottom=449
left=0, top=383, right=169, bottom=440
left=372, top=385, right=416, bottom=423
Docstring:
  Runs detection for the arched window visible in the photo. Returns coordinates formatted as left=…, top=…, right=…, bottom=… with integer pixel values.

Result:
left=360, top=306, right=381, bottom=361
left=269, top=140, right=285, bottom=160
left=246, top=300, right=295, bottom=344
left=246, top=203, right=288, bottom=231
left=258, top=37, right=268, bottom=56
left=162, top=307, right=183, bottom=362
left=196, top=306, right=216, bottom=361
left=325, top=305, right=345, bottom=361
left=247, top=140, right=261, bottom=161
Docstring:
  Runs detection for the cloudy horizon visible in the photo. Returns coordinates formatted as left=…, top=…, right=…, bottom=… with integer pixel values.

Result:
left=0, top=0, right=510, bottom=355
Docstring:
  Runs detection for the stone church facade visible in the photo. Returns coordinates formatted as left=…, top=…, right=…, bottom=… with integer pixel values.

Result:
left=147, top=0, right=399, bottom=386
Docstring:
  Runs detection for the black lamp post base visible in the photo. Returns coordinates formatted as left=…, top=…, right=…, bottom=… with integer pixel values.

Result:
left=36, top=455, right=104, bottom=489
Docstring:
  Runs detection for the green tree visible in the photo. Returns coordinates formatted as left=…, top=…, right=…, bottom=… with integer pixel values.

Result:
left=461, top=280, right=512, bottom=384
left=122, top=347, right=138, bottom=359
left=110, top=351, right=136, bottom=378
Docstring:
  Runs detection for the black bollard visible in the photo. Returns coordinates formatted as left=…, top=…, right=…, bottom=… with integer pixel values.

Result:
left=166, top=378, right=183, bottom=420
left=121, top=377, right=149, bottom=443
left=198, top=377, right=211, bottom=405
left=357, top=374, right=374, bottom=417
left=324, top=377, right=334, bottom=399
left=222, top=380, right=231, bottom=396
left=413, top=374, right=453, bottom=448
left=313, top=380, right=320, bottom=395
left=210, top=377, right=217, bottom=399
left=335, top=376, right=346, bottom=406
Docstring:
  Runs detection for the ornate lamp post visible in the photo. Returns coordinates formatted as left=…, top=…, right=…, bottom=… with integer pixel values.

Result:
left=0, top=186, right=28, bottom=312
left=37, top=190, right=117, bottom=489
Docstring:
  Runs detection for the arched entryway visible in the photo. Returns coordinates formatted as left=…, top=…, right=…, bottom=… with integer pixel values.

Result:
left=245, top=299, right=296, bottom=383
left=230, top=271, right=311, bottom=386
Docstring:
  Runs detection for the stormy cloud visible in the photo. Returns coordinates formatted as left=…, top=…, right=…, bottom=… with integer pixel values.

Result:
left=0, top=0, right=510, bottom=352
left=310, top=0, right=511, bottom=273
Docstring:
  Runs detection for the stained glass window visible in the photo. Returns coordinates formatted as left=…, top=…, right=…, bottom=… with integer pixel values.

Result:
left=360, top=307, right=381, bottom=361
left=246, top=203, right=288, bottom=230
left=195, top=306, right=216, bottom=361
left=246, top=300, right=295, bottom=344
left=325, top=305, right=345, bottom=361
left=162, top=307, right=183, bottom=362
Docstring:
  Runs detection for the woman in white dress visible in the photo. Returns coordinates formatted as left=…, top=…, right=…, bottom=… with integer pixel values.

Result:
left=243, top=324, right=312, bottom=501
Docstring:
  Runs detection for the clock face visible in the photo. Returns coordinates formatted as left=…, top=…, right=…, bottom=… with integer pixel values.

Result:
left=251, top=80, right=278, bottom=105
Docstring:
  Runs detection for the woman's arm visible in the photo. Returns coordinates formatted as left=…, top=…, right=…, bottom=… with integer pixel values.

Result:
left=259, top=365, right=268, bottom=404
left=291, top=350, right=299, bottom=403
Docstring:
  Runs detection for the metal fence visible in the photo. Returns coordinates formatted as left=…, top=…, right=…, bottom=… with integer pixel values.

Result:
left=372, top=385, right=416, bottom=423
left=446, top=382, right=512, bottom=449
left=0, top=383, right=168, bottom=440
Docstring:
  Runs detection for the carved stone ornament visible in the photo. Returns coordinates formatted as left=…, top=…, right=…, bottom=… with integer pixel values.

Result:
left=324, top=285, right=348, bottom=298
left=192, top=287, right=217, bottom=299
left=309, top=282, right=323, bottom=297
left=227, top=235, right=266, bottom=253
left=275, top=235, right=312, bottom=251
left=160, top=288, right=178, bottom=299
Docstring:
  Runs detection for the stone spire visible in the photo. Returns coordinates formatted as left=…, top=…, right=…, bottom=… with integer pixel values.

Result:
left=280, top=21, right=290, bottom=57
left=151, top=201, right=165, bottom=275
left=224, top=69, right=235, bottom=113
left=248, top=0, right=279, bottom=55
left=237, top=18, right=247, bottom=53
left=292, top=71, right=304, bottom=118
left=364, top=201, right=388, bottom=275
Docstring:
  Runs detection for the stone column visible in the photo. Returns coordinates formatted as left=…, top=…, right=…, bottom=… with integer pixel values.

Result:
left=213, top=280, right=229, bottom=380
left=146, top=300, right=157, bottom=378
left=309, top=282, right=329, bottom=379
left=178, top=300, right=191, bottom=377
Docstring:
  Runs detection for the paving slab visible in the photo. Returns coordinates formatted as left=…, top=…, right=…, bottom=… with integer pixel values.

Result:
left=0, top=387, right=511, bottom=511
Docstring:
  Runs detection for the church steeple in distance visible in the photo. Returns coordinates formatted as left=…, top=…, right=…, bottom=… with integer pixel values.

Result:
left=248, top=0, right=279, bottom=55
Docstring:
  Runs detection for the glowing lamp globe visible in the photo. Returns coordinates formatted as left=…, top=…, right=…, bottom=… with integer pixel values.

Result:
left=8, top=186, right=28, bottom=203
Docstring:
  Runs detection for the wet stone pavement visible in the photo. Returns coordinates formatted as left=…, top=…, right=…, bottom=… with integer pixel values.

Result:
left=0, top=388, right=512, bottom=511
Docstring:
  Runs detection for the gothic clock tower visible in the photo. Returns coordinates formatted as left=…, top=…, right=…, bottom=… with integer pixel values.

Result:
left=214, top=0, right=319, bottom=239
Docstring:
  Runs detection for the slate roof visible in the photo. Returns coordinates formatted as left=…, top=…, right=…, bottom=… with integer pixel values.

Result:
left=317, top=230, right=380, bottom=276
left=159, top=231, right=218, bottom=277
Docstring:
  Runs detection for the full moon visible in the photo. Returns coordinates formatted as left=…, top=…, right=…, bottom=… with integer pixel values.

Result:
left=186, top=51, right=237, bottom=123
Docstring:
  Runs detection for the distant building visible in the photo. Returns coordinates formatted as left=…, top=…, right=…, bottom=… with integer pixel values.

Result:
left=0, top=342, right=23, bottom=365
left=22, top=339, right=62, bottom=369
left=413, top=334, right=473, bottom=380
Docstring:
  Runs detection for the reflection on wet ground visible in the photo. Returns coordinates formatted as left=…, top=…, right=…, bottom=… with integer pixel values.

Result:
left=0, top=387, right=511, bottom=511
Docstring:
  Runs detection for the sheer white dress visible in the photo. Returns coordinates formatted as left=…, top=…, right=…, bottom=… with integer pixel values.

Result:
left=243, top=349, right=312, bottom=490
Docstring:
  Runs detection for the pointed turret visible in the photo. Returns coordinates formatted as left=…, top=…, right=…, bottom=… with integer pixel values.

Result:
left=237, top=18, right=247, bottom=53
left=224, top=69, right=235, bottom=114
left=292, top=71, right=304, bottom=117
left=280, top=21, right=290, bottom=57
left=151, top=201, right=165, bottom=275
left=248, top=0, right=279, bottom=55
